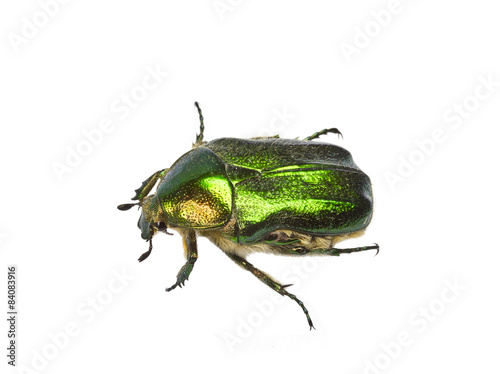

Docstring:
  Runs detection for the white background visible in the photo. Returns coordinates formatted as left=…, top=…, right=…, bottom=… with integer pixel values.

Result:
left=1, top=1, right=499, bottom=373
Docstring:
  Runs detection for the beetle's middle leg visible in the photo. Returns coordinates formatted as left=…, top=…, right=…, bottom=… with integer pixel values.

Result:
left=226, top=253, right=315, bottom=330
left=304, top=128, right=343, bottom=141
left=325, top=243, right=379, bottom=256
left=166, top=229, right=198, bottom=292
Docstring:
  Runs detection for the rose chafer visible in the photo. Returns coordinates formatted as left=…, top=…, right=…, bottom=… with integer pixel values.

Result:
left=118, top=103, right=378, bottom=329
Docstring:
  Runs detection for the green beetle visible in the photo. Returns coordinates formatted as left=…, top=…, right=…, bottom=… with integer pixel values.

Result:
left=118, top=103, right=378, bottom=329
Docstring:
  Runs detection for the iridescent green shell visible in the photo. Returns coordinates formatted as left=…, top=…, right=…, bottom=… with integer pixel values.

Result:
left=155, top=137, right=373, bottom=244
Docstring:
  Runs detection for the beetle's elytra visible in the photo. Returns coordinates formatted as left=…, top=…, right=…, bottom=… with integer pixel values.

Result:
left=118, top=102, right=378, bottom=329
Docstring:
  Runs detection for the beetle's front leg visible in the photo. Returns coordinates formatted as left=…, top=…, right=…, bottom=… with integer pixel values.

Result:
left=131, top=169, right=168, bottom=201
left=166, top=229, right=198, bottom=292
left=226, top=253, right=315, bottom=330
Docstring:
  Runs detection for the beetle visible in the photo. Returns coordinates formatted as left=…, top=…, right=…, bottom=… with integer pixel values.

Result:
left=118, top=102, right=378, bottom=329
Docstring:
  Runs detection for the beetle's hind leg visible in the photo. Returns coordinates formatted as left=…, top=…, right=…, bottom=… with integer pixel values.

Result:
left=226, top=253, right=315, bottom=330
left=166, top=229, right=198, bottom=292
left=322, top=243, right=379, bottom=256
left=276, top=231, right=379, bottom=257
left=304, top=128, right=343, bottom=141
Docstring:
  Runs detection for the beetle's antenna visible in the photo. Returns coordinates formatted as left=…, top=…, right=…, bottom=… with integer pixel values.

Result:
left=194, top=102, right=204, bottom=143
left=117, top=203, right=139, bottom=211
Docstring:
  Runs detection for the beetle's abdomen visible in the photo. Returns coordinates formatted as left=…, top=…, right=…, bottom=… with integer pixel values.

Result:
left=234, top=166, right=373, bottom=243
left=206, top=138, right=373, bottom=243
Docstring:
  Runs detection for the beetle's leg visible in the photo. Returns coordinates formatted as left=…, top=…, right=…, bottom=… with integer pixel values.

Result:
left=137, top=226, right=158, bottom=262
left=194, top=102, right=205, bottom=144
left=166, top=229, right=198, bottom=292
left=226, top=253, right=315, bottom=330
left=131, top=169, right=168, bottom=201
left=304, top=128, right=343, bottom=141
left=326, top=243, right=379, bottom=256
left=138, top=237, right=154, bottom=262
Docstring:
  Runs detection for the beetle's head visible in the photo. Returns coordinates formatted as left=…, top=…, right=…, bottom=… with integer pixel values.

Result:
left=137, top=194, right=170, bottom=240
left=117, top=194, right=172, bottom=262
